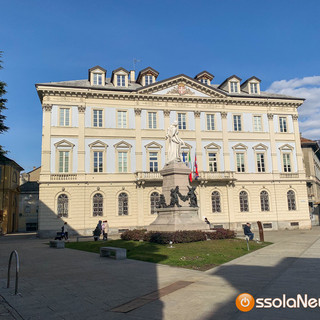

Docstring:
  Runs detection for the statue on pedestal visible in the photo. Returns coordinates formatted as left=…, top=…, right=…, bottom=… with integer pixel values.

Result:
left=165, top=121, right=185, bottom=164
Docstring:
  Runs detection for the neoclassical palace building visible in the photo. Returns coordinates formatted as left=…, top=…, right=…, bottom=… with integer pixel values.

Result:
left=36, top=66, right=311, bottom=237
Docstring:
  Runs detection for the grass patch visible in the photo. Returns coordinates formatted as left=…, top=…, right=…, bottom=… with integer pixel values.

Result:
left=66, top=239, right=271, bottom=271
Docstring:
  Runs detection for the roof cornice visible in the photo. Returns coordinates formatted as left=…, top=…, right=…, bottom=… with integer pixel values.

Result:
left=35, top=84, right=304, bottom=108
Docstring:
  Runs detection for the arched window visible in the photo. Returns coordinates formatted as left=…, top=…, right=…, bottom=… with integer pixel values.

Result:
left=211, top=191, right=221, bottom=213
left=287, top=190, right=296, bottom=211
left=118, top=192, right=128, bottom=215
left=150, top=192, right=160, bottom=214
left=239, top=191, right=249, bottom=212
left=260, top=191, right=270, bottom=211
left=57, top=194, right=68, bottom=217
left=93, top=193, right=103, bottom=216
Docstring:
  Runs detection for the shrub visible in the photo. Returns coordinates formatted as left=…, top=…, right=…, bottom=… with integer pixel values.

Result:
left=121, top=228, right=236, bottom=244
left=120, top=229, right=146, bottom=241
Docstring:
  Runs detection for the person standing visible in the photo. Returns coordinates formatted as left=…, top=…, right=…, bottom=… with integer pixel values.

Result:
left=93, top=220, right=102, bottom=241
left=102, top=220, right=109, bottom=240
left=62, top=222, right=68, bottom=240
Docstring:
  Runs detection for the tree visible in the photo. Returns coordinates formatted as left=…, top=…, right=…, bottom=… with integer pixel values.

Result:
left=0, top=51, right=9, bottom=155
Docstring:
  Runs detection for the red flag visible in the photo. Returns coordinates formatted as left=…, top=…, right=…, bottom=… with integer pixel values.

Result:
left=194, top=154, right=199, bottom=180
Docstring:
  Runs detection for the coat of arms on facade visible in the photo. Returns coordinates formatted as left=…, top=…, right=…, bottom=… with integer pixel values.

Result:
left=167, top=83, right=195, bottom=96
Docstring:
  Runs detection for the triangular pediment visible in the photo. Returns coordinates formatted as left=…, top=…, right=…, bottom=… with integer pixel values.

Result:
left=54, top=139, right=75, bottom=149
left=114, top=140, right=132, bottom=149
left=253, top=143, right=268, bottom=151
left=89, top=140, right=108, bottom=148
left=136, top=74, right=226, bottom=98
left=144, top=141, right=163, bottom=149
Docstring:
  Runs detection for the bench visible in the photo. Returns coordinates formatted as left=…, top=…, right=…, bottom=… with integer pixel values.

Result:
left=100, top=247, right=126, bottom=260
left=76, top=236, right=93, bottom=242
left=50, top=240, right=65, bottom=248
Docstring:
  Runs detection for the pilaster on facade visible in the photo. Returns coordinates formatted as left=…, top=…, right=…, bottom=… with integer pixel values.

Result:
left=134, top=108, right=142, bottom=171
left=220, top=111, right=230, bottom=171
left=292, top=114, right=305, bottom=176
left=194, top=110, right=203, bottom=170
left=41, top=104, right=52, bottom=174
left=77, top=105, right=86, bottom=173
left=267, top=113, right=279, bottom=174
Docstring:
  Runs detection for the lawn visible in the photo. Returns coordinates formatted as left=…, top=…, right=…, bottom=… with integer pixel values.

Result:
left=66, top=239, right=271, bottom=271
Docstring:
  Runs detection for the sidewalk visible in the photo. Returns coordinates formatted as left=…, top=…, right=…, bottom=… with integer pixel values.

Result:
left=0, top=228, right=319, bottom=320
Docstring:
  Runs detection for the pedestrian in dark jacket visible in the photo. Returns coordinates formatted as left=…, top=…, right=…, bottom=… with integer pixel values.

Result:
left=244, top=222, right=254, bottom=240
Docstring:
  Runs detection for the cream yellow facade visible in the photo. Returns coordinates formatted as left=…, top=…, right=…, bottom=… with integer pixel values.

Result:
left=36, top=67, right=311, bottom=237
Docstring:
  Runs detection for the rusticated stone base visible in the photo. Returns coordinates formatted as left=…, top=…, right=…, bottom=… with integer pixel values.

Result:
left=147, top=207, right=210, bottom=231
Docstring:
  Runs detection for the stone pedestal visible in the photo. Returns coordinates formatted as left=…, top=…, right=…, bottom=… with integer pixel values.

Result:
left=148, top=161, right=209, bottom=232
left=147, top=207, right=209, bottom=231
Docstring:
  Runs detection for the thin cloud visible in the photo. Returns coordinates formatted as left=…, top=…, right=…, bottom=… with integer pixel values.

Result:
left=267, top=76, right=320, bottom=140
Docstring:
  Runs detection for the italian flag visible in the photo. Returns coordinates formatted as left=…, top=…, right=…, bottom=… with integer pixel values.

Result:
left=188, top=152, right=193, bottom=182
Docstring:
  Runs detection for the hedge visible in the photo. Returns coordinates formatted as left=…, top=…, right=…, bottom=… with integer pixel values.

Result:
left=120, top=229, right=236, bottom=244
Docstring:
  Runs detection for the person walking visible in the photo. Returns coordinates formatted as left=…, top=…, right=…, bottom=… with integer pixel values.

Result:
left=102, top=220, right=109, bottom=240
left=62, top=222, right=68, bottom=240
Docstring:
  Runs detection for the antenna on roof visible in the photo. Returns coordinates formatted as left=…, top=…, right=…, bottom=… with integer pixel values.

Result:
left=133, top=58, right=141, bottom=71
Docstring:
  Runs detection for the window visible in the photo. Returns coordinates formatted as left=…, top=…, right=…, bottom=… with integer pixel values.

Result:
left=211, top=191, right=221, bottom=213
left=250, top=83, right=258, bottom=94
left=200, top=78, right=208, bottom=85
left=253, top=115, right=262, bottom=132
left=59, top=108, right=70, bottom=126
left=208, top=152, right=218, bottom=172
left=236, top=153, right=245, bottom=172
left=145, top=75, right=153, bottom=85
left=117, top=75, right=125, bottom=86
left=59, top=151, right=69, bottom=173
left=283, top=153, right=291, bottom=172
left=150, top=192, right=160, bottom=214
left=117, top=111, right=127, bottom=128
left=12, top=172, right=18, bottom=183
left=178, top=113, right=187, bottom=130
left=233, top=115, right=242, bottom=131
left=287, top=190, right=296, bottom=211
left=148, top=112, right=157, bottom=129
left=93, top=109, right=103, bottom=127
left=118, top=192, right=128, bottom=215
left=256, top=153, right=265, bottom=172
left=206, top=114, right=215, bottom=130
left=260, top=191, right=270, bottom=211
left=93, top=151, right=103, bottom=173
left=118, top=152, right=128, bottom=173
left=93, top=193, right=103, bottom=216
left=239, top=191, right=249, bottom=212
left=279, top=117, right=287, bottom=133
left=93, top=73, right=102, bottom=85
left=149, top=152, right=159, bottom=172
left=57, top=194, right=68, bottom=217
left=230, top=81, right=238, bottom=93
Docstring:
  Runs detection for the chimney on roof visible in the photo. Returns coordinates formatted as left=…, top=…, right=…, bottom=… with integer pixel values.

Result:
left=130, top=70, right=135, bottom=82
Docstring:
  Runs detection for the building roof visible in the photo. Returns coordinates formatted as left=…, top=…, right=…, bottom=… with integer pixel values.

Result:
left=0, top=154, right=24, bottom=171
left=35, top=72, right=305, bottom=100
left=194, top=71, right=214, bottom=81
left=20, top=181, right=39, bottom=192
left=240, top=76, right=261, bottom=88
left=136, top=67, right=159, bottom=83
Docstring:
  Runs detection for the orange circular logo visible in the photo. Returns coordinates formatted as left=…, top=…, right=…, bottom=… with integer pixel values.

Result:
left=236, top=293, right=255, bottom=312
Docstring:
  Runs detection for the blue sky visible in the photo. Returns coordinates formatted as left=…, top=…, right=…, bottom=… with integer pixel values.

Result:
left=1, top=0, right=320, bottom=172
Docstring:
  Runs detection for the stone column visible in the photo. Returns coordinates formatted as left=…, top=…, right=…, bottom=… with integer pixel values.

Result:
left=292, top=114, right=305, bottom=175
left=41, top=104, right=52, bottom=174
left=194, top=110, right=203, bottom=170
left=77, top=105, right=86, bottom=173
left=220, top=111, right=230, bottom=171
left=134, top=108, right=142, bottom=171
left=267, top=113, right=279, bottom=173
